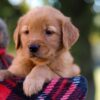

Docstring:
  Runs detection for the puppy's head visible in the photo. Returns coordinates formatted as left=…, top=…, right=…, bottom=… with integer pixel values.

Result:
left=14, top=6, right=79, bottom=60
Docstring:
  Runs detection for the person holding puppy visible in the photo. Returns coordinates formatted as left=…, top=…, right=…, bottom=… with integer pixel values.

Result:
left=0, top=18, right=13, bottom=70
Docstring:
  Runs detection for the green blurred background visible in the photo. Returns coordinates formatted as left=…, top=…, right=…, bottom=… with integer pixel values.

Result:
left=0, top=0, right=100, bottom=100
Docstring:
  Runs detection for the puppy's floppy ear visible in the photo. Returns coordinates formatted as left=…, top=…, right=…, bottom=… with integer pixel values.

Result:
left=13, top=17, right=23, bottom=49
left=62, top=17, right=79, bottom=49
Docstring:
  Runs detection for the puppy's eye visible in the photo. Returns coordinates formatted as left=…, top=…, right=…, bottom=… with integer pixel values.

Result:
left=23, top=30, right=29, bottom=35
left=45, top=30, right=53, bottom=36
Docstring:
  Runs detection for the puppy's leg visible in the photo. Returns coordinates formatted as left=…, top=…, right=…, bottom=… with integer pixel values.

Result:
left=52, top=64, right=80, bottom=78
left=0, top=70, right=13, bottom=81
left=60, top=64, right=80, bottom=77
left=0, top=66, right=26, bottom=82
left=50, top=51, right=80, bottom=78
left=70, top=64, right=80, bottom=76
left=23, top=65, right=59, bottom=96
left=0, top=57, right=34, bottom=81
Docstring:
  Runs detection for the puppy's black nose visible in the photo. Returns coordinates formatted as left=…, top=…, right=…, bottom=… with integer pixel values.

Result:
left=29, top=44, right=40, bottom=53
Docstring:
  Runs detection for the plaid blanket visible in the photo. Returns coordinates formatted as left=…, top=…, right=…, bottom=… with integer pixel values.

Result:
left=0, top=48, right=13, bottom=69
left=0, top=76, right=87, bottom=100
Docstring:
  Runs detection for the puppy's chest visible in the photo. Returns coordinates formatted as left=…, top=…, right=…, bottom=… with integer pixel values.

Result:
left=31, top=58, right=50, bottom=66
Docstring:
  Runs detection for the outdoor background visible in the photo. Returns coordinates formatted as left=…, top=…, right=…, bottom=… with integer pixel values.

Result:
left=0, top=0, right=100, bottom=100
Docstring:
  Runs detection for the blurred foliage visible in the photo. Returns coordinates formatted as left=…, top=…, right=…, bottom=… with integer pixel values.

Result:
left=0, top=0, right=22, bottom=51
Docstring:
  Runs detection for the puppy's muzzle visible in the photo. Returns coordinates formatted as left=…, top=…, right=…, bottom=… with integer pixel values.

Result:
left=28, top=43, right=52, bottom=59
left=29, top=44, right=40, bottom=53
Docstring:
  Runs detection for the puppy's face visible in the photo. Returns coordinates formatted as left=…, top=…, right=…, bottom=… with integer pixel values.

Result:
left=14, top=7, right=79, bottom=60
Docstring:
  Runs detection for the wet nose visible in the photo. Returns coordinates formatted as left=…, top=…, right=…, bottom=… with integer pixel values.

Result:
left=29, top=44, right=40, bottom=53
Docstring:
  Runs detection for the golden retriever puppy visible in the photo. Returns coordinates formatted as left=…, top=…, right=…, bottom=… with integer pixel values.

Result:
left=0, top=6, right=80, bottom=96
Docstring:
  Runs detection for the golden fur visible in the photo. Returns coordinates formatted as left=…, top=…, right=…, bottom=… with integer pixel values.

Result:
left=0, top=6, right=80, bottom=96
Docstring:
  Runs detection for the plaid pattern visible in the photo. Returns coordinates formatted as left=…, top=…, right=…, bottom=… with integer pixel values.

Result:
left=0, top=76, right=87, bottom=100
left=0, top=48, right=13, bottom=69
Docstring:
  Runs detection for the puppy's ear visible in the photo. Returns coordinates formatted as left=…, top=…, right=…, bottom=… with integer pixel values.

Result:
left=13, top=17, right=23, bottom=49
left=62, top=17, right=79, bottom=49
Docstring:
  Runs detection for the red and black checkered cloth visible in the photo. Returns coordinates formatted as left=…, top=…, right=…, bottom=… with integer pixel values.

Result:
left=0, top=49, right=88, bottom=100
left=0, top=48, right=13, bottom=69
left=0, top=76, right=87, bottom=100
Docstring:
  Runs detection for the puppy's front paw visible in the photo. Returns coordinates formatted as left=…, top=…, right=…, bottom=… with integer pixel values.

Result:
left=23, top=76, right=44, bottom=96
left=0, top=70, right=9, bottom=81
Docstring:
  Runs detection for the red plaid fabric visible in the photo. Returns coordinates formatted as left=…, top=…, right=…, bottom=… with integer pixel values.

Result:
left=0, top=76, right=87, bottom=100
left=0, top=48, right=13, bottom=69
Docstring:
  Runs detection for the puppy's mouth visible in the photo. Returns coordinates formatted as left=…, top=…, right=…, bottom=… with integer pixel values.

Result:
left=28, top=44, right=52, bottom=59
